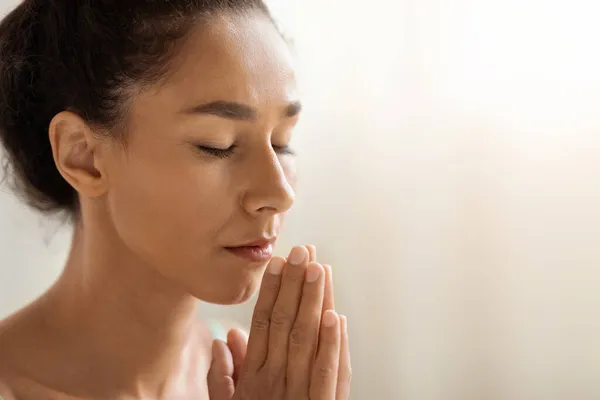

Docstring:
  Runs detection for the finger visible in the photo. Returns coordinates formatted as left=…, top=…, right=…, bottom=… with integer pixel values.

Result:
left=306, top=245, right=317, bottom=262
left=266, top=246, right=309, bottom=372
left=286, top=262, right=325, bottom=396
left=336, top=315, right=352, bottom=400
left=244, top=257, right=285, bottom=371
left=318, top=265, right=336, bottom=354
left=322, top=264, right=335, bottom=312
left=227, top=328, right=248, bottom=384
left=310, top=310, right=341, bottom=400
left=207, top=340, right=235, bottom=400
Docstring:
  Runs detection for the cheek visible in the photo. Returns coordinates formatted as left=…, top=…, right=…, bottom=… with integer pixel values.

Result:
left=105, top=151, right=233, bottom=269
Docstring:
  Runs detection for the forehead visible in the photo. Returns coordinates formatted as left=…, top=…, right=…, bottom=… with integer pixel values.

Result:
left=163, top=12, right=298, bottom=107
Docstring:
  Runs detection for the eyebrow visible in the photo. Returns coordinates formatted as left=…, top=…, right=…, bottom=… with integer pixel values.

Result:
left=182, top=100, right=302, bottom=121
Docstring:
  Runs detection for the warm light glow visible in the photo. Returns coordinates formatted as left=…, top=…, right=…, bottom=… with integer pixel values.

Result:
left=2, top=0, right=600, bottom=399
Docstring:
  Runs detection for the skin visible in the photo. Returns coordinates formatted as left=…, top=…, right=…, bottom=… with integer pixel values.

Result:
left=0, top=11, right=351, bottom=400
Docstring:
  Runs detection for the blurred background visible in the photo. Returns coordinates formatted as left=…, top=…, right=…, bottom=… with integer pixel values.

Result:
left=2, top=0, right=600, bottom=399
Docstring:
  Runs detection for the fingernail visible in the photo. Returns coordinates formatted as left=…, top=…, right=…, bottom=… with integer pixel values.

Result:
left=288, top=246, right=307, bottom=266
left=340, top=315, right=348, bottom=332
left=305, top=263, right=322, bottom=283
left=323, top=310, right=338, bottom=327
left=307, top=245, right=317, bottom=258
left=268, top=257, right=285, bottom=275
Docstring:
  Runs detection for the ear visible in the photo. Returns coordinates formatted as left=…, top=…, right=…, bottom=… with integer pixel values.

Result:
left=48, top=111, right=109, bottom=200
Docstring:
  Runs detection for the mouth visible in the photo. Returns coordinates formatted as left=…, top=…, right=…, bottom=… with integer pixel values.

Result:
left=224, top=238, right=275, bottom=263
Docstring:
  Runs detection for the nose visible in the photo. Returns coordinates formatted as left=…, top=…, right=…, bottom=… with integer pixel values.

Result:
left=241, top=147, right=295, bottom=216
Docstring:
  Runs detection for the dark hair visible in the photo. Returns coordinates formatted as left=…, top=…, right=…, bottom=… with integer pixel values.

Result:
left=0, top=0, right=271, bottom=214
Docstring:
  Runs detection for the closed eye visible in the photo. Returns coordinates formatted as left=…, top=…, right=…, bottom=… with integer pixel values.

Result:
left=196, top=145, right=236, bottom=159
left=273, top=145, right=295, bottom=156
left=196, top=144, right=295, bottom=158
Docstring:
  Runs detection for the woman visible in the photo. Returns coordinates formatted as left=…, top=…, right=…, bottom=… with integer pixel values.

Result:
left=0, top=0, right=351, bottom=399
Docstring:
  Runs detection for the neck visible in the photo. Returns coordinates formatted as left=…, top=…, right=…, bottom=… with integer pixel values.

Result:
left=43, top=217, right=209, bottom=398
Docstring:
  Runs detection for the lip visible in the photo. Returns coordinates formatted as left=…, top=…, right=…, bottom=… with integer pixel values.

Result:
left=225, top=237, right=276, bottom=263
left=235, top=238, right=275, bottom=248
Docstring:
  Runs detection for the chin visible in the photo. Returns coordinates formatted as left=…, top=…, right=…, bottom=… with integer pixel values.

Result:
left=197, top=285, right=259, bottom=305
left=228, top=285, right=259, bottom=305
left=188, top=269, right=263, bottom=305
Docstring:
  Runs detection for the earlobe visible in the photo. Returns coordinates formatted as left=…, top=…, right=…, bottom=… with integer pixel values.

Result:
left=48, top=111, right=108, bottom=200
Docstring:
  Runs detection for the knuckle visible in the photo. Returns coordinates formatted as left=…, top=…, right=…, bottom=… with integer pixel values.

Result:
left=316, top=364, right=336, bottom=380
left=251, top=310, right=271, bottom=332
left=263, top=277, right=280, bottom=292
left=344, top=366, right=353, bottom=385
left=289, top=323, right=309, bottom=347
left=259, top=364, right=286, bottom=391
left=267, top=367, right=286, bottom=384
left=270, top=309, right=294, bottom=331
left=285, top=270, right=305, bottom=283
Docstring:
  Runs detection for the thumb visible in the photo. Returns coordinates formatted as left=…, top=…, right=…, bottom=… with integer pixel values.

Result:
left=207, top=339, right=235, bottom=400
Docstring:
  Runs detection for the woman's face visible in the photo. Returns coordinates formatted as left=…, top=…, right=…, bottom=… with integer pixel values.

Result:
left=100, top=12, right=299, bottom=304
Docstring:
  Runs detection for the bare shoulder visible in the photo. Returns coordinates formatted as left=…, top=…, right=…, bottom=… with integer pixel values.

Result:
left=0, top=317, right=19, bottom=400
left=0, top=323, right=52, bottom=400
left=0, top=345, right=18, bottom=400
left=0, top=310, right=26, bottom=364
left=0, top=307, right=43, bottom=399
left=0, top=314, right=17, bottom=367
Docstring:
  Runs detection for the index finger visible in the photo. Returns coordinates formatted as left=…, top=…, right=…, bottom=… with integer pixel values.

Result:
left=243, top=257, right=285, bottom=371
left=322, top=264, right=335, bottom=312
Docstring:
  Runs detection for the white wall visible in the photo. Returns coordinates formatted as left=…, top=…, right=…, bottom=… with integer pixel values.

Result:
left=3, top=0, right=600, bottom=399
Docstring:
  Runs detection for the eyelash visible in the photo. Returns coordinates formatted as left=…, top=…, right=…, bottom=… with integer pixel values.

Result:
left=197, top=145, right=295, bottom=159
left=273, top=145, right=295, bottom=156
left=197, top=145, right=237, bottom=159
